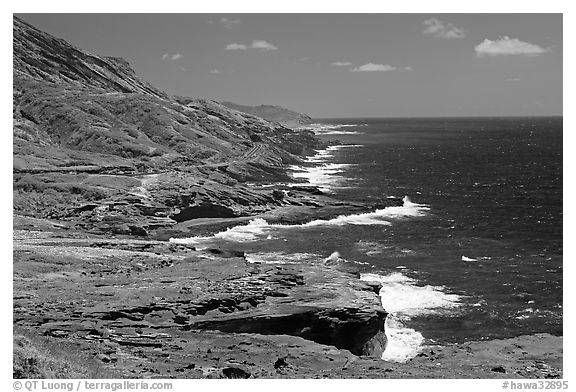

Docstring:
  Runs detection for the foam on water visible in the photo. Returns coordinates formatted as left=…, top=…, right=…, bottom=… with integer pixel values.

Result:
left=380, top=315, right=425, bottom=363
left=361, top=271, right=460, bottom=316
left=360, top=271, right=461, bottom=362
left=302, top=210, right=393, bottom=227
left=326, top=144, right=364, bottom=149
left=304, top=198, right=429, bottom=227
left=245, top=252, right=320, bottom=264
left=289, top=144, right=364, bottom=191
left=301, top=124, right=367, bottom=136
left=323, top=251, right=371, bottom=266
left=304, top=147, right=338, bottom=163
left=355, top=240, right=393, bottom=257
left=170, top=218, right=270, bottom=246
left=315, top=130, right=362, bottom=135
left=171, top=198, right=429, bottom=246
left=290, top=163, right=352, bottom=191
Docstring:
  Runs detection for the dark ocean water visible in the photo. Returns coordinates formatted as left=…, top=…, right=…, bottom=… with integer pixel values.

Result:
left=174, top=116, right=563, bottom=361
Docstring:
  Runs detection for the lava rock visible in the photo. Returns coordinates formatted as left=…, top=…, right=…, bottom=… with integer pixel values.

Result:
left=491, top=366, right=506, bottom=373
left=274, top=357, right=289, bottom=369
left=222, top=367, right=251, bottom=379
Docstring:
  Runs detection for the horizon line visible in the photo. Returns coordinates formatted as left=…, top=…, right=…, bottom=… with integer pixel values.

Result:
left=312, top=114, right=563, bottom=120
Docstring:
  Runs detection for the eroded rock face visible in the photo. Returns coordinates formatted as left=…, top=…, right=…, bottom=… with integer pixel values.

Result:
left=13, top=228, right=387, bottom=378
left=14, top=229, right=386, bottom=356
left=184, top=263, right=387, bottom=357
left=13, top=226, right=563, bottom=379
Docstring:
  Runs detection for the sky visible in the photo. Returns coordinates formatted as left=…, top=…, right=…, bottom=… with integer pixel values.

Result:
left=16, top=13, right=562, bottom=118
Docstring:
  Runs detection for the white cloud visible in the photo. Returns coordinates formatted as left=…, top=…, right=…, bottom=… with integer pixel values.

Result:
left=475, top=36, right=549, bottom=57
left=443, top=29, right=465, bottom=39
left=350, top=63, right=397, bottom=72
left=225, top=43, right=248, bottom=51
left=404, top=66, right=413, bottom=71
left=162, top=53, right=183, bottom=61
left=220, top=17, right=241, bottom=29
left=331, top=61, right=353, bottom=66
left=251, top=40, right=278, bottom=51
left=226, top=40, right=278, bottom=51
left=423, top=18, right=465, bottom=39
left=209, top=69, right=221, bottom=74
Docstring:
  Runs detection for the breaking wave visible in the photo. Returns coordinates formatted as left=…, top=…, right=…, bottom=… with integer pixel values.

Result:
left=289, top=145, right=364, bottom=191
left=361, top=272, right=460, bottom=316
left=245, top=252, right=320, bottom=264
left=301, top=123, right=367, bottom=135
left=360, top=271, right=461, bottom=363
left=380, top=315, right=425, bottom=363
left=170, top=197, right=430, bottom=247
left=290, top=163, right=352, bottom=192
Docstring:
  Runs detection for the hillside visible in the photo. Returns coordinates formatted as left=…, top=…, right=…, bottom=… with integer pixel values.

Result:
left=220, top=101, right=313, bottom=128
left=13, top=17, right=318, bottom=174
left=12, top=16, right=400, bottom=379
left=13, top=16, right=558, bottom=381
left=12, top=15, right=325, bottom=235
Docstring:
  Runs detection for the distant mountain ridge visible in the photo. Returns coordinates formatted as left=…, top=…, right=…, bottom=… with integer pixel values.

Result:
left=220, top=101, right=313, bottom=128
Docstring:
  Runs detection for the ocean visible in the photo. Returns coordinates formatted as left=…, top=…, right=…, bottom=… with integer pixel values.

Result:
left=172, top=116, right=563, bottom=363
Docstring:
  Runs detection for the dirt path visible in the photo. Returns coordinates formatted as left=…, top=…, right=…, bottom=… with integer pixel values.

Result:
left=241, top=143, right=265, bottom=161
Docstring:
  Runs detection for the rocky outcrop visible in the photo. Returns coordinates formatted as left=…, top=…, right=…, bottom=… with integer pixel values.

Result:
left=13, top=224, right=563, bottom=379
left=170, top=203, right=238, bottom=222
left=183, top=262, right=387, bottom=357
left=13, top=227, right=387, bottom=371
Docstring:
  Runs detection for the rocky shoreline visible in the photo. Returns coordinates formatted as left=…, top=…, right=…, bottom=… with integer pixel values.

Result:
left=13, top=213, right=563, bottom=379
left=12, top=15, right=562, bottom=379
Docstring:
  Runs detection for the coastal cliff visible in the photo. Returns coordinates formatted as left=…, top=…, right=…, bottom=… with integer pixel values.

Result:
left=12, top=16, right=562, bottom=379
left=12, top=16, right=391, bottom=378
left=13, top=15, right=327, bottom=236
